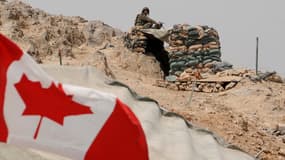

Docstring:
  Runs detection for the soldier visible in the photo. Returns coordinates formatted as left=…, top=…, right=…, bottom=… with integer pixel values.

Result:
left=135, top=7, right=161, bottom=29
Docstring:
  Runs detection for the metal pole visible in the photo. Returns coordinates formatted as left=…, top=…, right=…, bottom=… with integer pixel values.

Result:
left=256, top=37, right=259, bottom=75
left=187, top=80, right=196, bottom=106
left=59, top=49, right=62, bottom=66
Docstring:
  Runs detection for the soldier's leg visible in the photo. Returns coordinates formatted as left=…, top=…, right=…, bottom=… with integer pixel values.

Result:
left=143, top=23, right=153, bottom=29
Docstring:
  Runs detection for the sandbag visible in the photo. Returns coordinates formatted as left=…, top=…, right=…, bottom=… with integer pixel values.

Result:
left=167, top=24, right=222, bottom=76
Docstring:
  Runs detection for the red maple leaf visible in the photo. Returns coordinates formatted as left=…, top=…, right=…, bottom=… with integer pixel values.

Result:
left=14, top=74, right=93, bottom=139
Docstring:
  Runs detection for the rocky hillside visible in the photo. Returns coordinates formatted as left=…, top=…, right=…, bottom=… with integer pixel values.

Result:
left=0, top=1, right=285, bottom=160
left=0, top=0, right=163, bottom=79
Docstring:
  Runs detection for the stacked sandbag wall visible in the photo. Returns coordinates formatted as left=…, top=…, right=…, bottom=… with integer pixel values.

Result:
left=124, top=26, right=147, bottom=54
left=168, top=24, right=221, bottom=76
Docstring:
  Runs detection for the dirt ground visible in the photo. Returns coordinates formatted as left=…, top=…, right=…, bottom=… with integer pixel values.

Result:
left=51, top=39, right=285, bottom=159
left=101, top=44, right=285, bottom=160
left=1, top=1, right=285, bottom=159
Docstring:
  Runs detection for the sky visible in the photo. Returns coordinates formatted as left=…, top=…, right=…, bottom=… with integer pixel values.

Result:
left=21, top=0, right=285, bottom=75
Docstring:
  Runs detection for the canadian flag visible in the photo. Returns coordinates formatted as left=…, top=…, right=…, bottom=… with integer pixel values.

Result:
left=0, top=34, right=148, bottom=159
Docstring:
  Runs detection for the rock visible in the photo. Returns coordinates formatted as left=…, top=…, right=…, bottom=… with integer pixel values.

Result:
left=237, top=132, right=243, bottom=136
left=225, top=82, right=236, bottom=90
left=63, top=27, right=86, bottom=47
left=155, top=80, right=168, bottom=88
left=202, top=84, right=213, bottom=93
left=213, top=87, right=218, bottom=92
left=279, top=149, right=285, bottom=157
left=177, top=72, right=192, bottom=81
left=11, top=28, right=24, bottom=39
left=218, top=86, right=225, bottom=92
left=198, top=84, right=203, bottom=91
left=84, top=21, right=122, bottom=47
left=204, top=62, right=214, bottom=68
left=168, top=83, right=179, bottom=90
left=201, top=67, right=210, bottom=73
left=274, top=124, right=285, bottom=136
left=185, top=86, right=192, bottom=91
left=179, top=84, right=186, bottom=91
left=241, top=120, right=249, bottom=132
left=165, top=75, right=177, bottom=82
left=132, top=47, right=145, bottom=53
left=27, top=43, right=41, bottom=62
left=185, top=68, right=193, bottom=73
left=175, top=81, right=181, bottom=85
left=267, top=74, right=283, bottom=83
left=215, top=83, right=222, bottom=89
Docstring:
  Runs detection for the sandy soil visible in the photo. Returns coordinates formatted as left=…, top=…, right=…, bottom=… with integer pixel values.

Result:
left=1, top=1, right=285, bottom=159
left=101, top=45, right=285, bottom=160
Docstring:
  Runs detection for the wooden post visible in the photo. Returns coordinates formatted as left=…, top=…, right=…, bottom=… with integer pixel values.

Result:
left=187, top=80, right=196, bottom=106
left=59, top=49, right=62, bottom=66
left=256, top=37, right=259, bottom=75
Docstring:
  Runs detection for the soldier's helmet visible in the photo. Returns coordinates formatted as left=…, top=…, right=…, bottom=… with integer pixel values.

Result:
left=142, top=7, right=150, bottom=14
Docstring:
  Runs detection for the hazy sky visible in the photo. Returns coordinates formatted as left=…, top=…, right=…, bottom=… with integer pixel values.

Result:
left=21, top=0, right=285, bottom=75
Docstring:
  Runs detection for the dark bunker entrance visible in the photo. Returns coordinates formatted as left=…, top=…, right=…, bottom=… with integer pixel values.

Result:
left=143, top=33, right=170, bottom=77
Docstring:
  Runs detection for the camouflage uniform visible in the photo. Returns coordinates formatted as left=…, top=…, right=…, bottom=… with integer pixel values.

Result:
left=135, top=7, right=161, bottom=29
